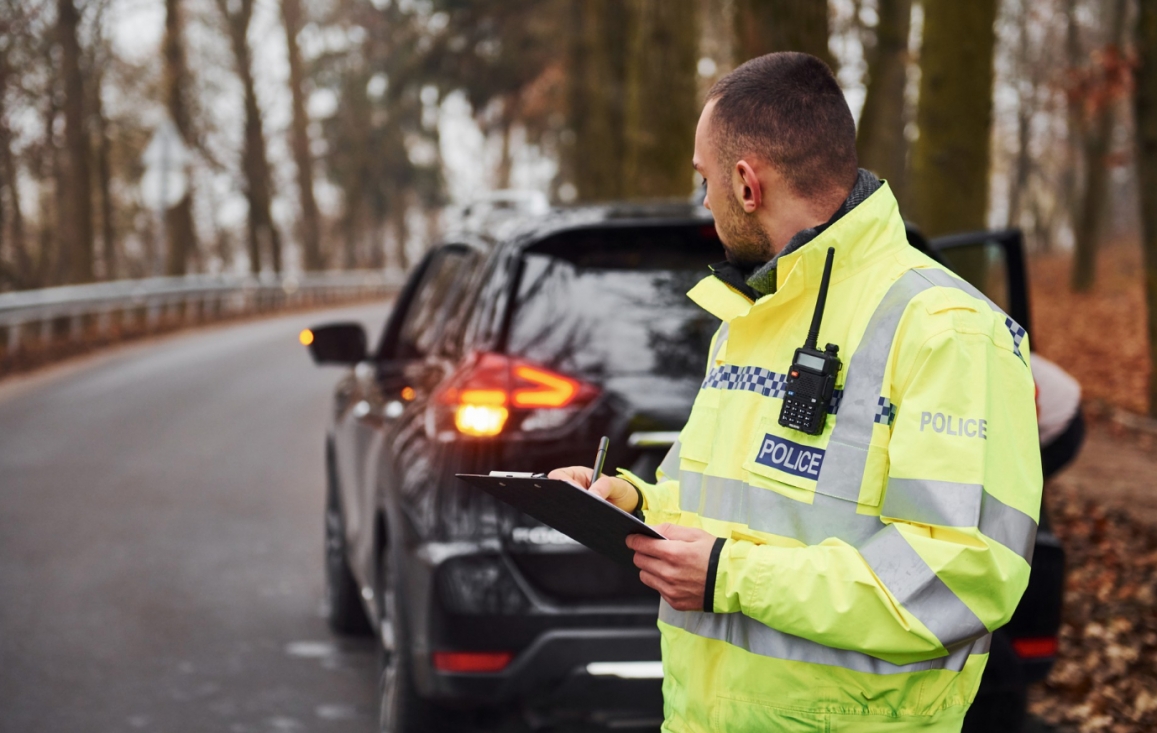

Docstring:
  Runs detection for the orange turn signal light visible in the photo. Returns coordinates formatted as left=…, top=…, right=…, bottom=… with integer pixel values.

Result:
left=511, top=365, right=579, bottom=408
left=299, top=329, right=314, bottom=346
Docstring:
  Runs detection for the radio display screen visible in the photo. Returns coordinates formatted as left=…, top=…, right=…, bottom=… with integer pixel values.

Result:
left=797, top=353, right=825, bottom=372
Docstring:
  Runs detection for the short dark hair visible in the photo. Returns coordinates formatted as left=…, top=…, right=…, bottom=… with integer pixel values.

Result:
left=707, top=52, right=857, bottom=203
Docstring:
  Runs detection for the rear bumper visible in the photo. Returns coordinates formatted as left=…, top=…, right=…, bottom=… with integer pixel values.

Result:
left=422, top=627, right=663, bottom=720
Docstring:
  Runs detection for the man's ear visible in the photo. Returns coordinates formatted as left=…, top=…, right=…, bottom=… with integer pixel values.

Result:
left=734, top=160, right=762, bottom=213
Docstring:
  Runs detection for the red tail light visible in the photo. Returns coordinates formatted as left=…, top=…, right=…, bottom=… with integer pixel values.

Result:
left=435, top=353, right=599, bottom=437
left=432, top=651, right=514, bottom=673
left=1012, top=636, right=1058, bottom=659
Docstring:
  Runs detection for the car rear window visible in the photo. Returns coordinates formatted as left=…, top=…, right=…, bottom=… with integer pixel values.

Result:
left=507, top=225, right=722, bottom=382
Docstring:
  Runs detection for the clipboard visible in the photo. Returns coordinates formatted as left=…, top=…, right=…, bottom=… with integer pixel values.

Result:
left=455, top=473, right=666, bottom=568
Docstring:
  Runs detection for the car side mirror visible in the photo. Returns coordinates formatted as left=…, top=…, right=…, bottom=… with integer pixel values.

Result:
left=303, top=322, right=367, bottom=365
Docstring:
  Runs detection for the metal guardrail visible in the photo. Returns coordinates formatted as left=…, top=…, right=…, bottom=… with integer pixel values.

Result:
left=0, top=270, right=404, bottom=355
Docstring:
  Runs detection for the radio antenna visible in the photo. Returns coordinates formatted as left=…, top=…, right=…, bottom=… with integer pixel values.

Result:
left=804, top=248, right=836, bottom=351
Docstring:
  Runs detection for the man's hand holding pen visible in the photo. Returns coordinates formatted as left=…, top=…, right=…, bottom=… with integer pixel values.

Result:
left=547, top=457, right=717, bottom=612
left=545, top=466, right=640, bottom=512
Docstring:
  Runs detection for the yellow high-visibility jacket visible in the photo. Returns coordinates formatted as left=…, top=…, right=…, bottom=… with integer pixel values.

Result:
left=620, top=183, right=1041, bottom=732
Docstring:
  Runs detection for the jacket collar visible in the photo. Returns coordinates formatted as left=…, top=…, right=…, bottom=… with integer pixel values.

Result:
left=687, top=182, right=907, bottom=323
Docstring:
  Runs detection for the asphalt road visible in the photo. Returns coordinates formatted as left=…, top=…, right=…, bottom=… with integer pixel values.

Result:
left=0, top=303, right=391, bottom=733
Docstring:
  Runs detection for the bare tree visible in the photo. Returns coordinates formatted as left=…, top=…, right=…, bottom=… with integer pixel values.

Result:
left=568, top=0, right=629, bottom=201
left=216, top=0, right=282, bottom=274
left=566, top=0, right=698, bottom=201
left=856, top=0, right=911, bottom=201
left=0, top=0, right=33, bottom=288
left=92, top=58, right=117, bottom=280
left=85, top=0, right=118, bottom=281
left=1070, top=0, right=1129, bottom=292
left=622, top=0, right=699, bottom=198
left=282, top=0, right=323, bottom=271
left=908, top=0, right=998, bottom=239
left=57, top=0, right=94, bottom=283
left=1135, top=0, right=1157, bottom=415
left=161, top=0, right=199, bottom=276
left=733, top=0, right=833, bottom=67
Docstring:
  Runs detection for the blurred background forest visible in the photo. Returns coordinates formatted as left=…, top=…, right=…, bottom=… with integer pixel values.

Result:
left=8, top=0, right=1157, bottom=417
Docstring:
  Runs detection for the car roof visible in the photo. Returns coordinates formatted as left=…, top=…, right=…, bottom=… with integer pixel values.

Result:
left=443, top=200, right=715, bottom=254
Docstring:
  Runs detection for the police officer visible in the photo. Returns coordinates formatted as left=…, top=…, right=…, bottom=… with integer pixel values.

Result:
left=550, top=52, right=1041, bottom=732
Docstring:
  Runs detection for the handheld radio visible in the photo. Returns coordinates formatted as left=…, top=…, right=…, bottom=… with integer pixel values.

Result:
left=778, top=247, right=842, bottom=436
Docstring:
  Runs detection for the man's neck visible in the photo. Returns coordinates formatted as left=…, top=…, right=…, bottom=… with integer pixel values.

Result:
left=743, top=169, right=882, bottom=297
left=764, top=194, right=849, bottom=255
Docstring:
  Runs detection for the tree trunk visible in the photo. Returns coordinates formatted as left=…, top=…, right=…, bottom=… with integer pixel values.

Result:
left=0, top=47, right=31, bottom=288
left=1006, top=0, right=1032, bottom=233
left=1008, top=99, right=1032, bottom=231
left=1071, top=0, right=1129, bottom=293
left=218, top=0, right=282, bottom=274
left=1062, top=0, right=1083, bottom=257
left=282, top=0, right=323, bottom=271
left=93, top=73, right=117, bottom=280
left=856, top=0, right=911, bottom=202
left=622, top=0, right=699, bottom=199
left=163, top=0, right=199, bottom=277
left=42, top=68, right=62, bottom=287
left=733, top=0, right=833, bottom=68
left=1135, top=0, right=1157, bottom=415
left=57, top=0, right=93, bottom=284
left=568, top=0, right=629, bottom=201
left=908, top=0, right=997, bottom=237
left=0, top=126, right=30, bottom=286
left=342, top=193, right=361, bottom=270
left=496, top=101, right=515, bottom=190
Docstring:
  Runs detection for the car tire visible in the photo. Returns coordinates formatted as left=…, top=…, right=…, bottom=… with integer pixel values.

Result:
left=377, top=542, right=465, bottom=733
left=325, top=481, right=372, bottom=636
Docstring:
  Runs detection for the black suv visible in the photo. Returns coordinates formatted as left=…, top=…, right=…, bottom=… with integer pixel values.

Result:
left=305, top=203, right=1069, bottom=732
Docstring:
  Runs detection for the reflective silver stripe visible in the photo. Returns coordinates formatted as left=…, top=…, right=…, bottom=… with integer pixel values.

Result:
left=915, top=268, right=1006, bottom=320
left=972, top=633, right=993, bottom=655
left=679, top=469, right=703, bottom=513
left=682, top=469, right=884, bottom=546
left=980, top=493, right=1038, bottom=563
left=709, top=322, right=730, bottom=365
left=818, top=270, right=936, bottom=502
left=659, top=602, right=984, bottom=675
left=883, top=478, right=984, bottom=527
left=883, top=478, right=1038, bottom=561
left=657, top=439, right=682, bottom=482
left=628, top=431, right=680, bottom=448
left=913, top=268, right=1028, bottom=363
left=860, top=525, right=989, bottom=647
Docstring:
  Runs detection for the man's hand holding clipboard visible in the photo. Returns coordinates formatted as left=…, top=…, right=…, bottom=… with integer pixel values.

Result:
left=458, top=436, right=721, bottom=612
left=548, top=437, right=723, bottom=614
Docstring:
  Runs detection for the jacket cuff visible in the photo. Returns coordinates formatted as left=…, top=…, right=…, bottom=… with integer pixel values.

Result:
left=631, top=484, right=646, bottom=520
left=703, top=537, right=727, bottom=612
left=616, top=469, right=649, bottom=519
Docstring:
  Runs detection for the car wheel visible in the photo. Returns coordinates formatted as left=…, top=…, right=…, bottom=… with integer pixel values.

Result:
left=325, top=483, right=372, bottom=636
left=377, top=543, right=464, bottom=733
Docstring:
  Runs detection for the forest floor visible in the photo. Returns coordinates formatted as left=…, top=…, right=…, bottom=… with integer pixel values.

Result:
left=1024, top=244, right=1157, bottom=733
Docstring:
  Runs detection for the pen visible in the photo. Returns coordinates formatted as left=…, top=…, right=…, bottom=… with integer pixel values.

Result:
left=590, top=436, right=609, bottom=488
